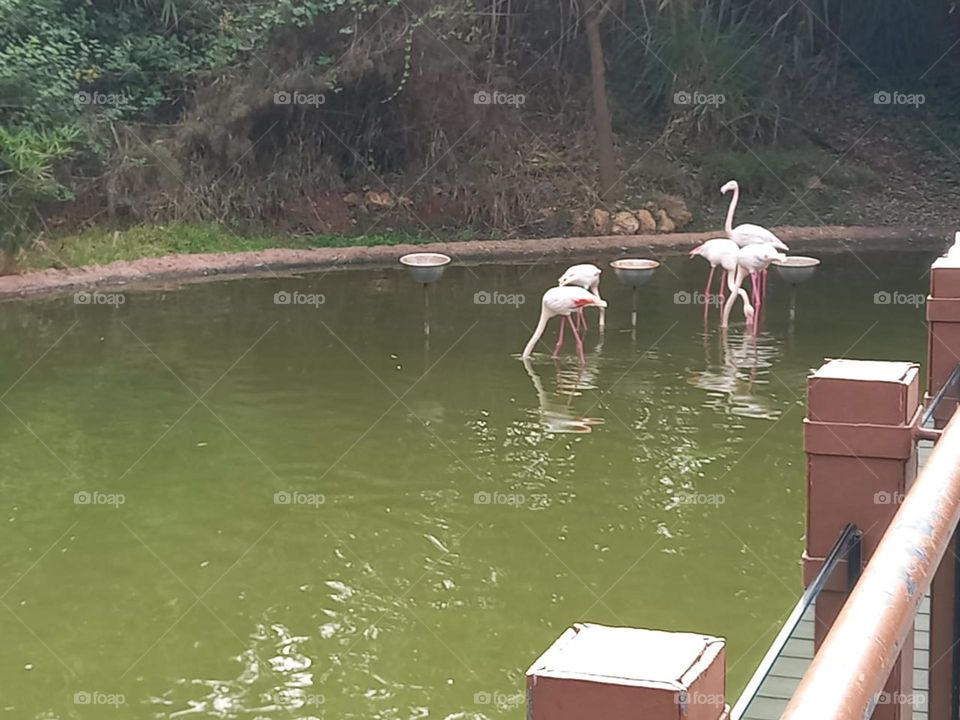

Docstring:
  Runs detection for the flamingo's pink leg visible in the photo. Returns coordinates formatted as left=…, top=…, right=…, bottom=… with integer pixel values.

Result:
left=577, top=308, right=588, bottom=336
left=752, top=278, right=762, bottom=334
left=703, top=266, right=715, bottom=320
left=568, top=315, right=586, bottom=365
left=553, top=316, right=565, bottom=358
left=704, top=266, right=715, bottom=304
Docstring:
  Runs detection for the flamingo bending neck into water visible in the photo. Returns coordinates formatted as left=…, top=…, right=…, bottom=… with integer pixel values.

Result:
left=720, top=266, right=754, bottom=329
left=522, top=286, right=607, bottom=364
left=690, top=238, right=739, bottom=314
left=558, top=263, right=604, bottom=332
left=721, top=244, right=786, bottom=330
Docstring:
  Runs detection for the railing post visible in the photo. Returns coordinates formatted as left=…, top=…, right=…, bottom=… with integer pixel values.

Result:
left=803, top=358, right=920, bottom=720
left=927, top=252, right=960, bottom=720
left=526, top=624, right=728, bottom=720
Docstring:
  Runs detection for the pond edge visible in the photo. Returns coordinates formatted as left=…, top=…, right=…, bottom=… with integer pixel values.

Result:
left=2, top=225, right=951, bottom=300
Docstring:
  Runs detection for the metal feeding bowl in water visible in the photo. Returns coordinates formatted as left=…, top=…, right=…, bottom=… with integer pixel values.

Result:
left=772, top=256, right=820, bottom=285
left=399, top=252, right=451, bottom=284
left=610, top=258, right=660, bottom=288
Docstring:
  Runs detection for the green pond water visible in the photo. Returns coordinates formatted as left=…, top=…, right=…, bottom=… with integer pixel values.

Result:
left=0, top=249, right=934, bottom=719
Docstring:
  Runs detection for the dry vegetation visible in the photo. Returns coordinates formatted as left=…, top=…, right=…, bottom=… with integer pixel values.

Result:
left=4, top=0, right=960, bottom=263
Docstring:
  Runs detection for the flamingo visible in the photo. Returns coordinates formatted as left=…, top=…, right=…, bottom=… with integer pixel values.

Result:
left=522, top=286, right=607, bottom=364
left=721, top=244, right=787, bottom=331
left=689, top=239, right=739, bottom=315
left=558, top=263, right=604, bottom=332
left=721, top=179, right=788, bottom=306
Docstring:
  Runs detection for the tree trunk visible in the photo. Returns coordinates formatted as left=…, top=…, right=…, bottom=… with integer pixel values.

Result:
left=585, top=12, right=619, bottom=201
left=0, top=250, right=17, bottom=276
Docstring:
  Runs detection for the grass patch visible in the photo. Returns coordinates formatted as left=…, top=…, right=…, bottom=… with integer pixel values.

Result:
left=20, top=224, right=471, bottom=270
left=700, top=148, right=880, bottom=198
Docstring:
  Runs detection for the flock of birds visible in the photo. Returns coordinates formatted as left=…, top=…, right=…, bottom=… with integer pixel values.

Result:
left=522, top=180, right=791, bottom=363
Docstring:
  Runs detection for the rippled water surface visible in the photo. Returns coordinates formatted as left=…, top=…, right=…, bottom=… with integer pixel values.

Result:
left=0, top=249, right=933, bottom=719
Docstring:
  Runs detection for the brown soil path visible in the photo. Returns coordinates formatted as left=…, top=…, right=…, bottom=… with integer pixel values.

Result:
left=1, top=226, right=950, bottom=300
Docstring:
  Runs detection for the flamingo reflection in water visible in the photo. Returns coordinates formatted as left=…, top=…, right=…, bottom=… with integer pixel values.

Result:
left=691, top=329, right=784, bottom=421
left=523, top=355, right=605, bottom=434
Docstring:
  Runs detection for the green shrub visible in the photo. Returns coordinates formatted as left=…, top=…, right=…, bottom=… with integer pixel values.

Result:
left=700, top=148, right=879, bottom=197
left=610, top=0, right=779, bottom=144
left=0, top=127, right=79, bottom=270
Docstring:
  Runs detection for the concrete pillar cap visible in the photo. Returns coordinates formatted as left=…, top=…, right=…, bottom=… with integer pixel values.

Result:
left=527, top=623, right=724, bottom=687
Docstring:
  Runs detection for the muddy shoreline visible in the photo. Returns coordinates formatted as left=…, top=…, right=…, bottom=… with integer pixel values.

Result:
left=2, top=225, right=951, bottom=300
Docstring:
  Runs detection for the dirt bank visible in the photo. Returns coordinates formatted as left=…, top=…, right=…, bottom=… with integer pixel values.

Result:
left=1, top=226, right=951, bottom=300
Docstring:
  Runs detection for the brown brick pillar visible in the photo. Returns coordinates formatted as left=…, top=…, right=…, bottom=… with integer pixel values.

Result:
left=927, top=254, right=960, bottom=720
left=804, top=359, right=920, bottom=720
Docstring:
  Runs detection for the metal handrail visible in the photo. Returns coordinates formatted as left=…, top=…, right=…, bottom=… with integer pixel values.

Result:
left=921, top=362, right=960, bottom=427
left=781, top=407, right=960, bottom=720
left=729, top=523, right=861, bottom=720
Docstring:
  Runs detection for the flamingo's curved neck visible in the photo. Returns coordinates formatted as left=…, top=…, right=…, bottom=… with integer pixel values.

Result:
left=721, top=266, right=751, bottom=327
left=724, top=184, right=739, bottom=234
left=522, top=310, right=551, bottom=359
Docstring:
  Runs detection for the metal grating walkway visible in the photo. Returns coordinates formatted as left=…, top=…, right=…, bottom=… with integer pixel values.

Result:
left=740, top=439, right=935, bottom=720
left=740, top=597, right=930, bottom=720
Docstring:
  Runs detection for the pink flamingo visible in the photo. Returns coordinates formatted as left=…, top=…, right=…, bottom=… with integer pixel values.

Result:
left=558, top=263, right=604, bottom=332
left=689, top=238, right=739, bottom=315
left=522, top=286, right=608, bottom=364
left=722, top=244, right=787, bottom=331
left=722, top=180, right=789, bottom=306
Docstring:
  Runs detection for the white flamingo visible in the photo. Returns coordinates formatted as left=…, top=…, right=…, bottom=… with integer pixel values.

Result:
left=689, top=238, right=739, bottom=313
left=721, top=244, right=787, bottom=330
left=522, top=286, right=607, bottom=363
left=721, top=180, right=789, bottom=250
left=558, top=263, right=604, bottom=332
left=722, top=179, right=788, bottom=305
